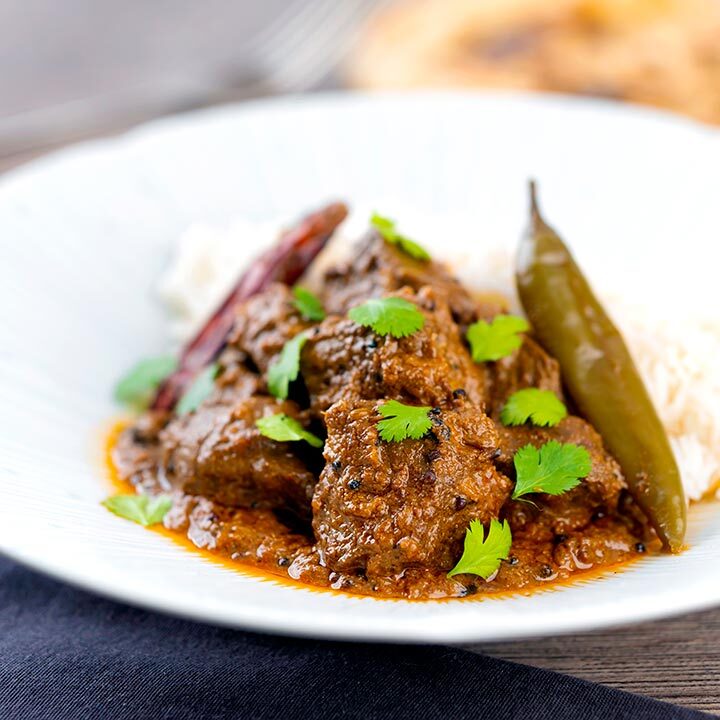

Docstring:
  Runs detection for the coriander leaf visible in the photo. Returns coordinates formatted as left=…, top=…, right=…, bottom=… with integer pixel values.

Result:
left=370, top=213, right=395, bottom=236
left=466, top=315, right=529, bottom=363
left=500, top=388, right=568, bottom=428
left=102, top=494, right=172, bottom=527
left=348, top=297, right=425, bottom=338
left=176, top=362, right=219, bottom=415
left=512, top=441, right=592, bottom=499
left=292, top=286, right=325, bottom=322
left=448, top=519, right=512, bottom=579
left=256, top=413, right=323, bottom=448
left=267, top=332, right=308, bottom=400
left=376, top=400, right=433, bottom=442
left=370, top=212, right=431, bottom=261
left=114, top=355, right=177, bottom=410
left=395, top=236, right=431, bottom=262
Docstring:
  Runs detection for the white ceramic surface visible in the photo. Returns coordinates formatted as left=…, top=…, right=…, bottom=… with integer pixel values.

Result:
left=0, top=92, right=719, bottom=643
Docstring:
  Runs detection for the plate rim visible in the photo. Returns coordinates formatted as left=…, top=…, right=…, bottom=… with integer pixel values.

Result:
left=2, top=87, right=718, bottom=190
left=1, top=89, right=718, bottom=643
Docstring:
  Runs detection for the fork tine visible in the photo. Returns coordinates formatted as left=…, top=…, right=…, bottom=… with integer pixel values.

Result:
left=243, top=0, right=308, bottom=55
left=256, top=0, right=341, bottom=69
left=262, top=0, right=386, bottom=91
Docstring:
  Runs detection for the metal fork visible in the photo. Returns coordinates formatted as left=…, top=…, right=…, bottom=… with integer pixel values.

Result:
left=0, top=0, right=386, bottom=163
left=250, top=0, right=389, bottom=92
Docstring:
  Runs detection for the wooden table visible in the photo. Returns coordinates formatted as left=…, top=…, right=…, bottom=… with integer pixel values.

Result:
left=2, top=1, right=718, bottom=715
left=472, top=608, right=720, bottom=714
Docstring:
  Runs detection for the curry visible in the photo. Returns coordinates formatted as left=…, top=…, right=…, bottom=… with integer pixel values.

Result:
left=109, top=187, right=683, bottom=600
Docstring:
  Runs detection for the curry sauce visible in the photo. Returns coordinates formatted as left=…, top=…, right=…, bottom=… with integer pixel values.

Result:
left=105, top=420, right=650, bottom=600
left=109, top=208, right=660, bottom=600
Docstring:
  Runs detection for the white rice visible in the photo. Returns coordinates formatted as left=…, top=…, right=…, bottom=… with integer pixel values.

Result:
left=158, top=212, right=720, bottom=502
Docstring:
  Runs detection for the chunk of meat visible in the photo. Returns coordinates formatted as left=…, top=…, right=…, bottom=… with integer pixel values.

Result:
left=166, top=495, right=314, bottom=564
left=302, top=287, right=487, bottom=416
left=485, top=335, right=563, bottom=418
left=112, top=206, right=656, bottom=600
left=496, top=416, right=626, bottom=537
left=113, top=362, right=264, bottom=493
left=112, top=410, right=172, bottom=493
left=226, top=283, right=311, bottom=374
left=499, top=514, right=650, bottom=588
left=313, top=396, right=512, bottom=576
left=152, top=201, right=347, bottom=411
left=322, top=232, right=484, bottom=326
left=160, top=387, right=317, bottom=518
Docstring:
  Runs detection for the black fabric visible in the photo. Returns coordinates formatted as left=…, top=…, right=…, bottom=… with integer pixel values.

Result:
left=0, top=557, right=709, bottom=720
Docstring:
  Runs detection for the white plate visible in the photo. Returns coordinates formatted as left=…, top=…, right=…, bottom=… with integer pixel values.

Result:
left=0, top=92, right=719, bottom=644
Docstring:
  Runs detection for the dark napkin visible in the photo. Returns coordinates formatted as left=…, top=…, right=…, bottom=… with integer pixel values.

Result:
left=0, top=557, right=709, bottom=720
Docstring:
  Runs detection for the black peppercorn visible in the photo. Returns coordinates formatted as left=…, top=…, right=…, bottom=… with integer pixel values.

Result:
left=436, top=425, right=451, bottom=441
left=427, top=448, right=441, bottom=463
left=635, top=542, right=646, bottom=553
left=331, top=460, right=342, bottom=472
left=348, top=478, right=361, bottom=490
left=454, top=496, right=468, bottom=511
left=539, top=564, right=554, bottom=579
left=421, top=470, right=437, bottom=484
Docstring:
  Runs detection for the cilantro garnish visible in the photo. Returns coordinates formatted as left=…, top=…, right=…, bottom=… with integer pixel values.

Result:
left=292, top=286, right=325, bottom=322
left=500, top=388, right=568, bottom=428
left=512, top=441, right=592, bottom=499
left=255, top=413, right=323, bottom=448
left=102, top=494, right=172, bottom=527
left=114, top=355, right=177, bottom=410
left=267, top=332, right=308, bottom=400
left=376, top=400, right=433, bottom=442
left=466, top=315, right=529, bottom=363
left=348, top=297, right=425, bottom=338
left=448, top=519, right=512, bottom=579
left=371, top=213, right=431, bottom=261
left=176, top=362, right=219, bottom=415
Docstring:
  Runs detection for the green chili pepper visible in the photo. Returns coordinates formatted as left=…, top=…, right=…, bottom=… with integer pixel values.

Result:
left=516, top=182, right=686, bottom=552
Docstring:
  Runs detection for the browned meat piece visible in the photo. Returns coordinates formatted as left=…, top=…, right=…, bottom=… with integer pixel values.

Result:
left=550, top=518, right=650, bottom=571
left=496, top=416, right=626, bottom=536
left=166, top=495, right=314, bottom=563
left=112, top=410, right=171, bottom=493
left=153, top=201, right=347, bottom=411
left=226, top=283, right=312, bottom=374
left=302, top=287, right=487, bottom=416
left=322, top=232, right=483, bottom=326
left=210, top=350, right=265, bottom=402
left=499, top=515, right=649, bottom=588
left=313, top=396, right=512, bottom=577
left=159, top=380, right=317, bottom=517
left=112, top=203, right=656, bottom=600
left=485, top=336, right=563, bottom=418
left=113, top=360, right=264, bottom=493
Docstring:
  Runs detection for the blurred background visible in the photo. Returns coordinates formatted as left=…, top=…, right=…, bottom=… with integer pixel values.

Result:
left=2, top=0, right=719, bottom=172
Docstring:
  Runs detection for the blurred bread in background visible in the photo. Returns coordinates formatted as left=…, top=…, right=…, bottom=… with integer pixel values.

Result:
left=346, top=0, right=720, bottom=124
